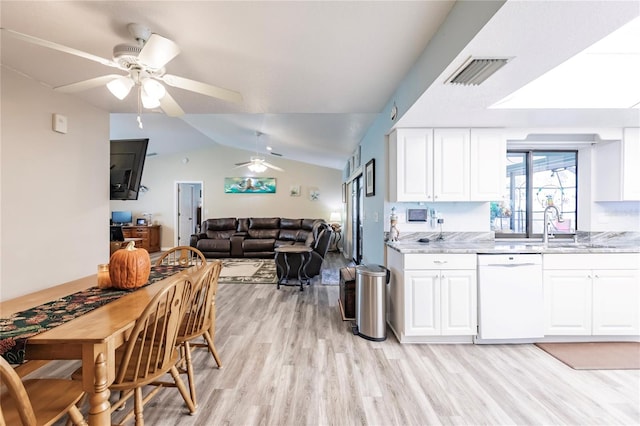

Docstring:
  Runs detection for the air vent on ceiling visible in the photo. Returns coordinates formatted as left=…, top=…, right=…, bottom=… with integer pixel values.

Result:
left=446, top=57, right=511, bottom=86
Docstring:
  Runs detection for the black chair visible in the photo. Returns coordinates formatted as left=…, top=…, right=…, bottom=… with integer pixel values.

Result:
left=275, top=222, right=332, bottom=282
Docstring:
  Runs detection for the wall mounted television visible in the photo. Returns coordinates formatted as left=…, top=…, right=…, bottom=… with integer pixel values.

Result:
left=110, top=138, right=149, bottom=200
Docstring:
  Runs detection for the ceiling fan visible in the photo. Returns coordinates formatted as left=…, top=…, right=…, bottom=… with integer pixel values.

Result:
left=0, top=23, right=242, bottom=126
left=234, top=132, right=284, bottom=173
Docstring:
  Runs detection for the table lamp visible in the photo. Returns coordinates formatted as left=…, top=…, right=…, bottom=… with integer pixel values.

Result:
left=330, top=211, right=341, bottom=225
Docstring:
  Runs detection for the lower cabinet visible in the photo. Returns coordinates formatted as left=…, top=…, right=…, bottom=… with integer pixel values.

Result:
left=544, top=254, right=640, bottom=336
left=387, top=249, right=476, bottom=343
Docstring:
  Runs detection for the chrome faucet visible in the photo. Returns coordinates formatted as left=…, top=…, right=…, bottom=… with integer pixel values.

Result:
left=543, top=205, right=563, bottom=244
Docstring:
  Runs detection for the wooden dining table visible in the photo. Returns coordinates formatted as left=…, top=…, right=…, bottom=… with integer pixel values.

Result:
left=0, top=267, right=193, bottom=426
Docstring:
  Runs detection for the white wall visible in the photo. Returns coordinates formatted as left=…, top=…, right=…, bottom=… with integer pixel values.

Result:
left=110, top=144, right=343, bottom=249
left=1, top=69, right=110, bottom=301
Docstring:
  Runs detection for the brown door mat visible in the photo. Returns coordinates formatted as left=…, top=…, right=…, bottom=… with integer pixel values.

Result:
left=535, top=342, right=640, bottom=370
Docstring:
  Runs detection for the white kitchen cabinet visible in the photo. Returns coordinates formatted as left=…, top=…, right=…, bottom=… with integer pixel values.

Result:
left=594, top=128, right=640, bottom=201
left=386, top=249, right=477, bottom=343
left=388, top=128, right=433, bottom=202
left=433, top=129, right=470, bottom=201
left=469, top=129, right=506, bottom=201
left=544, top=253, right=640, bottom=336
left=389, top=128, right=505, bottom=202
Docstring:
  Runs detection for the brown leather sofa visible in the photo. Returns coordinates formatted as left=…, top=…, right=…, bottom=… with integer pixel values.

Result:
left=190, top=217, right=329, bottom=259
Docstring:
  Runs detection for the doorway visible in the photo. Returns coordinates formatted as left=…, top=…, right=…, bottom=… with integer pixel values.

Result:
left=176, top=182, right=202, bottom=247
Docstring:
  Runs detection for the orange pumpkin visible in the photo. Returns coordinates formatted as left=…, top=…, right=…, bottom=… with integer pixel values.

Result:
left=109, top=241, right=151, bottom=289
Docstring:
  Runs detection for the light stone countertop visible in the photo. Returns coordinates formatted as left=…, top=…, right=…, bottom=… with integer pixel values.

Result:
left=386, top=240, right=640, bottom=254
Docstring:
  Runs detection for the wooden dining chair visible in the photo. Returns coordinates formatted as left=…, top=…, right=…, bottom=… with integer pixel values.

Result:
left=0, top=355, right=88, bottom=426
left=156, top=246, right=207, bottom=268
left=177, top=260, right=223, bottom=407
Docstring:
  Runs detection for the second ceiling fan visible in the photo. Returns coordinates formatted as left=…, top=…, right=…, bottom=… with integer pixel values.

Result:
left=1, top=23, right=242, bottom=125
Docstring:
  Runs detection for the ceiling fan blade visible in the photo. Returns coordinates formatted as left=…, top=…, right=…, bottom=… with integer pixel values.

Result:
left=234, top=162, right=252, bottom=168
left=54, top=74, right=124, bottom=93
left=161, top=74, right=243, bottom=104
left=0, top=28, right=120, bottom=69
left=137, top=33, right=181, bottom=69
left=159, top=90, right=184, bottom=117
left=263, top=162, right=284, bottom=172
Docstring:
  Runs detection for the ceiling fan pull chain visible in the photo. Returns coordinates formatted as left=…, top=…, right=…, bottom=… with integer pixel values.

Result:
left=137, top=85, right=143, bottom=129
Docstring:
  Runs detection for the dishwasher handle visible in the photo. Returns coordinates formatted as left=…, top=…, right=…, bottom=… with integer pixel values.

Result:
left=484, top=263, right=539, bottom=267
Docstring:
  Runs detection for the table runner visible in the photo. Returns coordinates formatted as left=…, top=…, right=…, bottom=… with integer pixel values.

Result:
left=0, top=265, right=187, bottom=364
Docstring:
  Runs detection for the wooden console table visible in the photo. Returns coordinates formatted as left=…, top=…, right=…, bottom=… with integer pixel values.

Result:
left=122, top=225, right=161, bottom=253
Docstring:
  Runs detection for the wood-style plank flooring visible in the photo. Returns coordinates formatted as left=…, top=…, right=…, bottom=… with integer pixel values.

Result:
left=37, top=253, right=639, bottom=425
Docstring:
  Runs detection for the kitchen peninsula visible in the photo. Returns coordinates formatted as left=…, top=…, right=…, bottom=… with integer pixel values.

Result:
left=385, top=235, right=640, bottom=344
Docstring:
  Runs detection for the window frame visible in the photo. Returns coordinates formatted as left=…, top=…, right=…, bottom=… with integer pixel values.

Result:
left=496, top=149, right=578, bottom=241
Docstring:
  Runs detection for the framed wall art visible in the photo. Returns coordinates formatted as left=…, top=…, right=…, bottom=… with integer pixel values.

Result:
left=290, top=185, right=301, bottom=197
left=365, top=159, right=375, bottom=197
left=224, top=177, right=276, bottom=193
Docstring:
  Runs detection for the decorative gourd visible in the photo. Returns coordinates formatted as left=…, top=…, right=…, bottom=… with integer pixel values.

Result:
left=109, top=241, right=151, bottom=289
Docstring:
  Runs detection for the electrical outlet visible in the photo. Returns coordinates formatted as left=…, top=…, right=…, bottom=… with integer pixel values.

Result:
left=437, top=218, right=444, bottom=224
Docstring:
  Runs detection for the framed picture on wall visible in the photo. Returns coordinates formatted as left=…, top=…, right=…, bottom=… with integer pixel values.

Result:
left=342, top=182, right=347, bottom=203
left=365, top=159, right=375, bottom=197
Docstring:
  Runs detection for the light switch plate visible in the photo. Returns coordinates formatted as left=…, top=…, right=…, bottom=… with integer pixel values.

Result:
left=52, top=113, right=67, bottom=134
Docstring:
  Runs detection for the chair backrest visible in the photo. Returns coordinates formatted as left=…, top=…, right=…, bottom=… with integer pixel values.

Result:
left=0, top=356, right=37, bottom=425
left=114, top=275, right=194, bottom=386
left=313, top=223, right=333, bottom=258
left=179, top=260, right=223, bottom=342
left=156, top=246, right=207, bottom=268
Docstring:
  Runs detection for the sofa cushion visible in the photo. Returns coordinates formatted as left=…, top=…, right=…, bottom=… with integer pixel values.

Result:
left=278, top=228, right=299, bottom=242
left=297, top=230, right=311, bottom=243
left=197, top=239, right=231, bottom=252
left=204, top=218, right=237, bottom=239
left=243, top=238, right=275, bottom=252
left=248, top=228, right=280, bottom=239
left=301, top=219, right=318, bottom=231
left=280, top=218, right=302, bottom=229
left=249, top=217, right=280, bottom=229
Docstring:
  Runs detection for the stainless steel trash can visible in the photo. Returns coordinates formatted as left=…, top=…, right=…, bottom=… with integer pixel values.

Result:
left=353, top=264, right=390, bottom=341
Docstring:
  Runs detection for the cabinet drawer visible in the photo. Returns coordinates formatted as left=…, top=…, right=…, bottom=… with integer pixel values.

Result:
left=544, top=253, right=640, bottom=270
left=405, top=254, right=476, bottom=270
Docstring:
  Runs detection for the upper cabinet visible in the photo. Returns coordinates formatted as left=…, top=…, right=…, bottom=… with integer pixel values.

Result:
left=389, top=128, right=505, bottom=202
left=594, top=128, right=640, bottom=201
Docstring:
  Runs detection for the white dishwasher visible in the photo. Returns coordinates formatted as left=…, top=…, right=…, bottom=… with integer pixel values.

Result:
left=476, top=254, right=543, bottom=343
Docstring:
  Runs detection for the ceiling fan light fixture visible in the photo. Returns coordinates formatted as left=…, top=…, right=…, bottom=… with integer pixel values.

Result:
left=248, top=163, right=267, bottom=173
left=141, top=89, right=161, bottom=109
left=142, top=78, right=166, bottom=100
left=106, top=76, right=134, bottom=100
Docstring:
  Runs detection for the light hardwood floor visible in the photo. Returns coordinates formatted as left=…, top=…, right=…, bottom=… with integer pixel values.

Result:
left=38, top=253, right=639, bottom=425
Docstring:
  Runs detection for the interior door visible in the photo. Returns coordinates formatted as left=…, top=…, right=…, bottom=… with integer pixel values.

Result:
left=177, top=182, right=202, bottom=246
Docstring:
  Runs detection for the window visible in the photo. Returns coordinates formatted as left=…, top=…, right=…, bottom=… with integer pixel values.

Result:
left=491, top=150, right=577, bottom=239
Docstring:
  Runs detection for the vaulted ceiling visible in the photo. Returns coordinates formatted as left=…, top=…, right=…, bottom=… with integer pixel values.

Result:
left=2, top=1, right=638, bottom=169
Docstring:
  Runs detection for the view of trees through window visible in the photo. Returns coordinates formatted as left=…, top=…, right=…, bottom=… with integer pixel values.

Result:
left=491, top=151, right=577, bottom=238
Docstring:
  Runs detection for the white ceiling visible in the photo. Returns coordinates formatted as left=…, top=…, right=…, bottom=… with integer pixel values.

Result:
left=2, top=1, right=639, bottom=170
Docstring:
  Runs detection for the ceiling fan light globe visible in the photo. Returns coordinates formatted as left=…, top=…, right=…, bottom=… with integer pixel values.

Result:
left=248, top=163, right=267, bottom=173
left=107, top=76, right=134, bottom=100
left=141, top=90, right=161, bottom=109
left=142, top=78, right=166, bottom=99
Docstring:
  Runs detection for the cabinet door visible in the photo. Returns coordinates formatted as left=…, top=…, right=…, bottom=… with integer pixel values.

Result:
left=469, top=129, right=505, bottom=201
left=148, top=227, right=160, bottom=252
left=433, top=129, right=469, bottom=201
left=543, top=270, right=591, bottom=335
left=405, top=271, right=439, bottom=336
left=389, top=129, right=433, bottom=202
left=440, top=270, right=477, bottom=335
left=592, top=269, right=640, bottom=335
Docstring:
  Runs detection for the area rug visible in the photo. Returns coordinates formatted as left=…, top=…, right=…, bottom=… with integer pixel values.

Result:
left=217, top=258, right=277, bottom=284
left=535, top=342, right=640, bottom=370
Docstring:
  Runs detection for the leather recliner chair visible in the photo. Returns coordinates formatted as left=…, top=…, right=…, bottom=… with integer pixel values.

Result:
left=275, top=222, right=333, bottom=281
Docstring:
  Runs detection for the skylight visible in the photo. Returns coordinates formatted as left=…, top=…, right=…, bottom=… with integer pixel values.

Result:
left=491, top=16, right=640, bottom=109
